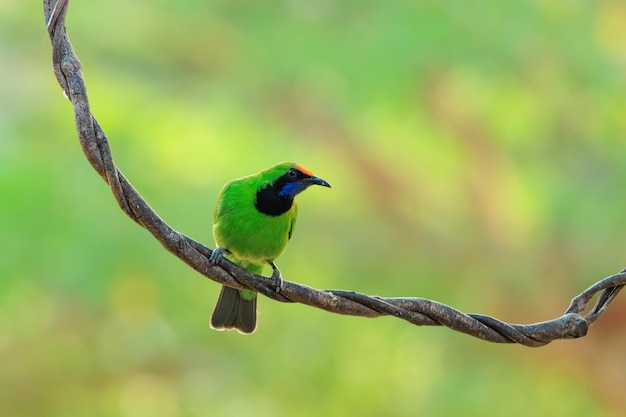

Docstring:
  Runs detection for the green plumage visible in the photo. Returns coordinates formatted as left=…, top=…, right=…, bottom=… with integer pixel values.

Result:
left=209, top=162, right=330, bottom=334
left=214, top=164, right=298, bottom=266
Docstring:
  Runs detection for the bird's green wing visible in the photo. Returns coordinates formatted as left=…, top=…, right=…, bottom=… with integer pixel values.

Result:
left=213, top=182, right=235, bottom=223
left=288, top=204, right=297, bottom=240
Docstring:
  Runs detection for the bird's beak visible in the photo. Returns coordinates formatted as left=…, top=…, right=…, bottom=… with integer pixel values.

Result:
left=303, top=175, right=331, bottom=188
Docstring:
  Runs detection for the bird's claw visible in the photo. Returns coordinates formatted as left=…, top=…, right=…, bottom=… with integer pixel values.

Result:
left=269, top=262, right=283, bottom=293
left=209, top=247, right=226, bottom=265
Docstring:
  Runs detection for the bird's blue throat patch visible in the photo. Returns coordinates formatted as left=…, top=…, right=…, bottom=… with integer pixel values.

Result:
left=279, top=182, right=306, bottom=198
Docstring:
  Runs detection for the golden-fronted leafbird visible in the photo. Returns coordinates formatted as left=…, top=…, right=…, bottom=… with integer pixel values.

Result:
left=209, top=162, right=331, bottom=334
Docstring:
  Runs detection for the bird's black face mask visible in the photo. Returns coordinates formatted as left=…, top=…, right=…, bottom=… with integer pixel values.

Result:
left=256, top=169, right=330, bottom=216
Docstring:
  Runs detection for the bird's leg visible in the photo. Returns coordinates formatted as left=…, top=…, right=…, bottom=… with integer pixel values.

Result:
left=269, top=261, right=283, bottom=293
left=209, top=247, right=229, bottom=265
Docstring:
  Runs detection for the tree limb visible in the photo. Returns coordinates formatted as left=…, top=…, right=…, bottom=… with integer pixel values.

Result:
left=43, top=0, right=625, bottom=346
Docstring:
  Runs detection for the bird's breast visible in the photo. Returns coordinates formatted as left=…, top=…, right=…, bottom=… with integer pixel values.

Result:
left=214, top=208, right=294, bottom=264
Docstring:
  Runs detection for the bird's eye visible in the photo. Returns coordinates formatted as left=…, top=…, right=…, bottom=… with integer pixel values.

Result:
left=287, top=168, right=298, bottom=179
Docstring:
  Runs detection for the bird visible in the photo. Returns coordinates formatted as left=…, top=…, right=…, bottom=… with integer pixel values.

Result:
left=209, top=162, right=331, bottom=334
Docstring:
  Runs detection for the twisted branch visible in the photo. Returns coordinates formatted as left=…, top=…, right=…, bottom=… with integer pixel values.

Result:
left=44, top=0, right=626, bottom=347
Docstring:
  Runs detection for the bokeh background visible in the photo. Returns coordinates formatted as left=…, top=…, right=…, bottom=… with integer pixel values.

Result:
left=2, top=0, right=626, bottom=416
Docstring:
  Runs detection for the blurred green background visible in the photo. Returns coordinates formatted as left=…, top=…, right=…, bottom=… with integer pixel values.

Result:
left=2, top=0, right=626, bottom=416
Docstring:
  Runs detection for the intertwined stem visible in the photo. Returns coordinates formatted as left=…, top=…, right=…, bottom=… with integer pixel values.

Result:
left=43, top=0, right=625, bottom=346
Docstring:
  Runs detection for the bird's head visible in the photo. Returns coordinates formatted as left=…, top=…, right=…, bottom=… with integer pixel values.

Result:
left=276, top=164, right=331, bottom=198
left=255, top=162, right=331, bottom=216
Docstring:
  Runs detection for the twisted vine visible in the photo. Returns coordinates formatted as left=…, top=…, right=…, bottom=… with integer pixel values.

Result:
left=44, top=0, right=626, bottom=346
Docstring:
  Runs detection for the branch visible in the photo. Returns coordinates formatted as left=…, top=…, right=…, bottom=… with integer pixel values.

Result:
left=43, top=0, right=626, bottom=346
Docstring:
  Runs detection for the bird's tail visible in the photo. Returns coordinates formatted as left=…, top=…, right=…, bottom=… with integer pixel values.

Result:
left=210, top=286, right=257, bottom=334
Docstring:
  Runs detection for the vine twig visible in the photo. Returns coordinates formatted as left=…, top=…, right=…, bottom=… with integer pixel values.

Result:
left=43, top=0, right=625, bottom=346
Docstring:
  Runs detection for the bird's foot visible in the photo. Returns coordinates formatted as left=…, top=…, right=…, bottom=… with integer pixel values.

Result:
left=269, top=261, right=283, bottom=293
left=209, top=247, right=228, bottom=265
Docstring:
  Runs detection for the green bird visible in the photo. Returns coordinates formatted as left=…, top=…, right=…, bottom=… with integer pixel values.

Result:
left=209, top=162, right=331, bottom=334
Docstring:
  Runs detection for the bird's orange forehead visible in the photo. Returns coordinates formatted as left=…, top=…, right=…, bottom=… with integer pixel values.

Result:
left=295, top=164, right=313, bottom=176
